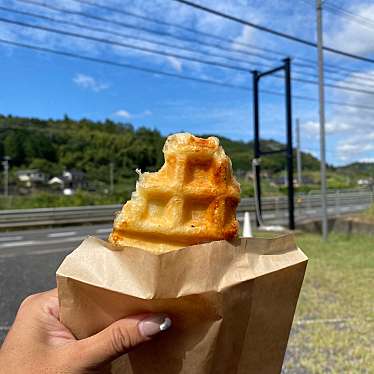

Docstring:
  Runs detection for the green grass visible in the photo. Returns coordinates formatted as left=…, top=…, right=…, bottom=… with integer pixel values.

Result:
left=0, top=190, right=132, bottom=210
left=362, top=204, right=374, bottom=221
left=282, top=232, right=374, bottom=373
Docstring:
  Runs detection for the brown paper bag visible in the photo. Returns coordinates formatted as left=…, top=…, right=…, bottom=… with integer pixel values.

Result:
left=57, top=235, right=307, bottom=374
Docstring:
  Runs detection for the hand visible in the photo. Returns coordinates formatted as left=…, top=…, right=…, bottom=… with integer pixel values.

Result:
left=0, top=289, right=171, bottom=374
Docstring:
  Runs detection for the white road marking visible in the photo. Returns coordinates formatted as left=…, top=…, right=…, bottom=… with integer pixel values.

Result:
left=0, top=247, right=74, bottom=259
left=0, top=236, right=87, bottom=249
left=0, top=236, right=23, bottom=242
left=48, top=231, right=76, bottom=238
left=96, top=228, right=112, bottom=234
left=0, top=326, right=10, bottom=331
left=0, top=240, right=35, bottom=247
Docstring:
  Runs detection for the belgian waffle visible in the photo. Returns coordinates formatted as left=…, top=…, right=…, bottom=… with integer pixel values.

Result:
left=108, top=133, right=240, bottom=253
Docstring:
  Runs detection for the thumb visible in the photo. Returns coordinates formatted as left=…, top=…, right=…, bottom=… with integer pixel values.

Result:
left=74, top=313, right=171, bottom=368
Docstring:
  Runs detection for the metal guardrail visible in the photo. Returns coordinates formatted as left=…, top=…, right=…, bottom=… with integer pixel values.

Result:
left=0, top=189, right=372, bottom=229
left=0, top=205, right=121, bottom=228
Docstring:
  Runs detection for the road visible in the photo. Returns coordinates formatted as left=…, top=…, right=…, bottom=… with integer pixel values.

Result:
left=0, top=224, right=112, bottom=343
left=0, top=203, right=367, bottom=343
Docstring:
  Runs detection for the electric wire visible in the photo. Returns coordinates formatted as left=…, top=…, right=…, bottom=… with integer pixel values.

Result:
left=0, top=4, right=280, bottom=72
left=71, top=0, right=374, bottom=82
left=17, top=0, right=374, bottom=84
left=1, top=36, right=374, bottom=112
left=3, top=15, right=374, bottom=96
left=7, top=3, right=374, bottom=91
left=172, top=0, right=374, bottom=64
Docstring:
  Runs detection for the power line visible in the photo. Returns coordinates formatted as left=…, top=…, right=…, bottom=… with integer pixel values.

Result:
left=0, top=16, right=263, bottom=73
left=16, top=0, right=285, bottom=64
left=17, top=0, right=374, bottom=84
left=3, top=15, right=374, bottom=97
left=71, top=0, right=287, bottom=58
left=6, top=1, right=329, bottom=80
left=172, top=0, right=374, bottom=64
left=0, top=37, right=248, bottom=89
left=70, top=0, right=374, bottom=86
left=1, top=36, right=374, bottom=113
left=8, top=3, right=374, bottom=92
left=319, top=1, right=374, bottom=30
left=0, top=4, right=279, bottom=72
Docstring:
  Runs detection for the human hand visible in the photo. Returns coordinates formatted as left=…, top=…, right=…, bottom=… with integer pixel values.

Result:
left=0, top=289, right=171, bottom=374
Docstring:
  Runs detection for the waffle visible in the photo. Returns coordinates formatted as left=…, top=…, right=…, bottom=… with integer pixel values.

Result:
left=108, top=133, right=241, bottom=253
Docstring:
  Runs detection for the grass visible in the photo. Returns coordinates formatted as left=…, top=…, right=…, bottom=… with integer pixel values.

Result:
left=0, top=190, right=133, bottom=210
left=281, top=232, right=374, bottom=373
left=362, top=204, right=374, bottom=221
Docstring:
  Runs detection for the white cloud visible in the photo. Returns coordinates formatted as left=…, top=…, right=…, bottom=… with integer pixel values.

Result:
left=166, top=56, right=182, bottom=72
left=336, top=132, right=374, bottom=161
left=303, top=68, right=374, bottom=163
left=114, top=109, right=131, bottom=119
left=113, top=109, right=152, bottom=119
left=302, top=120, right=352, bottom=136
left=73, top=74, right=109, bottom=92
left=325, top=3, right=374, bottom=55
left=233, top=26, right=253, bottom=48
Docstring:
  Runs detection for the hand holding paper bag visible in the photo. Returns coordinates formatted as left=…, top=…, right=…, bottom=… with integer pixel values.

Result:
left=0, top=289, right=171, bottom=374
left=57, top=235, right=307, bottom=374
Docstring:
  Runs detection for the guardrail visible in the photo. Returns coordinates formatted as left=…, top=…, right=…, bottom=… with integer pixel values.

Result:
left=0, top=205, right=121, bottom=229
left=0, top=188, right=372, bottom=229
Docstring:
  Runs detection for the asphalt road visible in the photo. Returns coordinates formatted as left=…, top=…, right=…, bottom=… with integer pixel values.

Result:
left=0, top=224, right=112, bottom=343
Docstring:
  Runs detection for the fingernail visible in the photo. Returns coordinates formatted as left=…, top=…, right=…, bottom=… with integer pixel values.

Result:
left=138, top=314, right=172, bottom=338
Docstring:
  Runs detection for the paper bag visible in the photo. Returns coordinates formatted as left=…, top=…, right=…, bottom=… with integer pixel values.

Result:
left=57, top=235, right=307, bottom=374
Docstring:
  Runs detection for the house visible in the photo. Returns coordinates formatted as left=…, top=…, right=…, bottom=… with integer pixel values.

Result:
left=48, top=170, right=87, bottom=190
left=62, top=170, right=86, bottom=189
left=357, top=179, right=371, bottom=186
left=16, top=169, right=46, bottom=187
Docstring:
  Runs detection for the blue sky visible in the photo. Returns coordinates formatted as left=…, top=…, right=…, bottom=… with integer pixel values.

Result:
left=0, top=0, right=374, bottom=165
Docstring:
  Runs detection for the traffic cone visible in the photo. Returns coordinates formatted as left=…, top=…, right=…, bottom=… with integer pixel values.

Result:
left=242, top=211, right=252, bottom=238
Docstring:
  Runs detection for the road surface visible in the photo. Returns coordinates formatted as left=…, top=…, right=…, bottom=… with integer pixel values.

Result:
left=0, top=224, right=111, bottom=343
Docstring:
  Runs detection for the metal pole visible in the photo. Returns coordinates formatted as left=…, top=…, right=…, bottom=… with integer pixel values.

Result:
left=296, top=118, right=302, bottom=185
left=316, top=0, right=328, bottom=239
left=2, top=158, right=9, bottom=197
left=109, top=162, right=114, bottom=193
left=252, top=70, right=262, bottom=226
left=284, top=58, right=295, bottom=230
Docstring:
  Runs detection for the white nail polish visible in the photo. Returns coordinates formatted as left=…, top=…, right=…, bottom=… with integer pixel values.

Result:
left=159, top=317, right=172, bottom=331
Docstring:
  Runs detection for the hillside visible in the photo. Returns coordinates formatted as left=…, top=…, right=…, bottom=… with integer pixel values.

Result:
left=336, top=162, right=374, bottom=178
left=0, top=114, right=321, bottom=177
left=0, top=114, right=372, bottom=190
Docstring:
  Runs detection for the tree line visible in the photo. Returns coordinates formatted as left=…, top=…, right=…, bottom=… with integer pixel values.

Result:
left=0, top=114, right=322, bottom=187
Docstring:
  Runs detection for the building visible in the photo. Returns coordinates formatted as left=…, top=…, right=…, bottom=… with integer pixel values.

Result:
left=16, top=169, right=46, bottom=187
left=62, top=170, right=86, bottom=189
left=48, top=170, right=87, bottom=190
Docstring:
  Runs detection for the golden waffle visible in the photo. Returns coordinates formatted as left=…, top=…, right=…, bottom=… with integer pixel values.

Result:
left=108, top=133, right=240, bottom=253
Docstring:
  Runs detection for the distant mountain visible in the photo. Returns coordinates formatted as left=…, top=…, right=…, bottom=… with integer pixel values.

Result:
left=336, top=162, right=374, bottom=177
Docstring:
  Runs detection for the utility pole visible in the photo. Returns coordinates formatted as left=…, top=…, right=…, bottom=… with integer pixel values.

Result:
left=284, top=57, right=295, bottom=230
left=252, top=70, right=262, bottom=227
left=2, top=156, right=10, bottom=197
left=109, top=162, right=114, bottom=193
left=296, top=118, right=302, bottom=185
left=316, top=0, right=328, bottom=240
